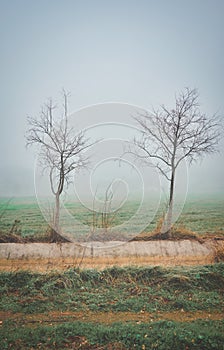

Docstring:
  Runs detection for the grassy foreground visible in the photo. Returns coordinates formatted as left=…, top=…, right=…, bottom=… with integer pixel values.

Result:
left=0, top=264, right=224, bottom=349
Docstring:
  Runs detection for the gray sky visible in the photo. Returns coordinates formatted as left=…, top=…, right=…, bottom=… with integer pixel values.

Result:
left=0, top=0, right=224, bottom=198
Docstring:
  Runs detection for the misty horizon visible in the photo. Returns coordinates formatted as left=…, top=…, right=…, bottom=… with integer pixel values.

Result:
left=0, top=1, right=224, bottom=200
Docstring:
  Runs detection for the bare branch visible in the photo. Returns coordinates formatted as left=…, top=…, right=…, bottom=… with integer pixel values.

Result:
left=133, top=88, right=222, bottom=174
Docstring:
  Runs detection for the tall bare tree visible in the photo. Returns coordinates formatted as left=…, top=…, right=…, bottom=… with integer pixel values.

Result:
left=26, top=91, right=91, bottom=242
left=133, top=88, right=222, bottom=237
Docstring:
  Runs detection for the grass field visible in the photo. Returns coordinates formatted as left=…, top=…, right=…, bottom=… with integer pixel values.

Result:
left=0, top=195, right=224, bottom=348
left=0, top=194, right=223, bottom=239
left=0, top=264, right=224, bottom=349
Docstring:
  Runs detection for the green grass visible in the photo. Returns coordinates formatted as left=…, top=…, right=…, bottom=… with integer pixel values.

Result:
left=0, top=194, right=224, bottom=240
left=0, top=196, right=223, bottom=348
left=0, top=264, right=224, bottom=349
left=1, top=319, right=224, bottom=349
left=176, top=195, right=224, bottom=234
left=0, top=264, right=223, bottom=314
left=0, top=197, right=46, bottom=236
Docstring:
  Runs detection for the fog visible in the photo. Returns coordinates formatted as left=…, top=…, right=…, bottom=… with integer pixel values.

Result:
left=0, top=0, right=224, bottom=200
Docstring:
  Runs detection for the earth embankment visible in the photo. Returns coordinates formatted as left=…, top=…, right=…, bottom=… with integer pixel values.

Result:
left=0, top=239, right=218, bottom=271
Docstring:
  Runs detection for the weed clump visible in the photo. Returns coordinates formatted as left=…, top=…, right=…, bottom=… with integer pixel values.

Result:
left=213, top=242, right=224, bottom=262
left=132, top=219, right=201, bottom=242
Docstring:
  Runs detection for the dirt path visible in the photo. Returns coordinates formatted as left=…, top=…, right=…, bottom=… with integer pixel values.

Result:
left=1, top=310, right=223, bottom=327
left=0, top=255, right=215, bottom=272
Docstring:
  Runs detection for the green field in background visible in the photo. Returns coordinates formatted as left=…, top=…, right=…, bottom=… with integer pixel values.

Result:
left=0, top=194, right=223, bottom=237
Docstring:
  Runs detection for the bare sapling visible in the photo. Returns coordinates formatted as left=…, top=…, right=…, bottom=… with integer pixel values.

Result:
left=26, top=90, right=92, bottom=242
left=132, top=88, right=222, bottom=238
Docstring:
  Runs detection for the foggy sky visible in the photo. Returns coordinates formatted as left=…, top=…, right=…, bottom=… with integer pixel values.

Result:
left=0, top=0, right=224, bottom=198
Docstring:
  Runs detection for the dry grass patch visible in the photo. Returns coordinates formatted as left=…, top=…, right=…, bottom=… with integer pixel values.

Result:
left=213, top=241, right=224, bottom=262
left=132, top=218, right=201, bottom=242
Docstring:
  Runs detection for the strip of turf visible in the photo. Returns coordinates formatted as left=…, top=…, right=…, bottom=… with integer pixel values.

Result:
left=0, top=264, right=223, bottom=314
left=1, top=319, right=224, bottom=350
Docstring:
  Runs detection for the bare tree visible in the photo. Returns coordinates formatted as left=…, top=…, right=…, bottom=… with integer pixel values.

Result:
left=132, top=88, right=222, bottom=237
left=26, top=90, right=92, bottom=242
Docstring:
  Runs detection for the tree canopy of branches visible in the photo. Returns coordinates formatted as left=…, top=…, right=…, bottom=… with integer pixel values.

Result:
left=133, top=88, right=222, bottom=237
left=26, top=91, right=91, bottom=242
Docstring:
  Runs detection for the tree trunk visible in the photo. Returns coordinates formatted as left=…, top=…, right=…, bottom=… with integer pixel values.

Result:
left=54, top=193, right=60, bottom=234
left=49, top=170, right=71, bottom=242
left=161, top=170, right=175, bottom=238
left=50, top=193, right=68, bottom=242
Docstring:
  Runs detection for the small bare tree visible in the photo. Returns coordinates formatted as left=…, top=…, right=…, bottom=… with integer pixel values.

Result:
left=26, top=90, right=91, bottom=242
left=93, top=182, right=120, bottom=231
left=133, top=88, right=222, bottom=237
